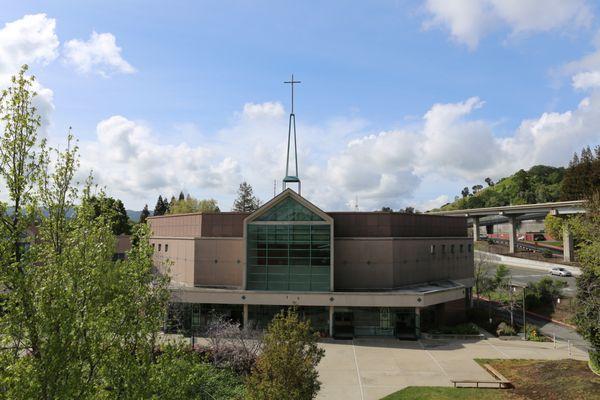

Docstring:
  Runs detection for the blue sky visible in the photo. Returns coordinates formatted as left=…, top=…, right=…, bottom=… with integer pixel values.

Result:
left=1, top=1, right=600, bottom=211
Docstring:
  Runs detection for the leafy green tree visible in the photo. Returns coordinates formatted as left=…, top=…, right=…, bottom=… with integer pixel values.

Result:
left=246, top=308, right=325, bottom=400
left=83, top=195, right=131, bottom=235
left=0, top=65, right=171, bottom=399
left=139, top=204, right=150, bottom=223
left=232, top=182, right=261, bottom=212
left=570, top=193, right=600, bottom=371
left=153, top=195, right=168, bottom=216
left=169, top=195, right=220, bottom=214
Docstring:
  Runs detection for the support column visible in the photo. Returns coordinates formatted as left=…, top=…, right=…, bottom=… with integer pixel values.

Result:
left=508, top=215, right=517, bottom=254
left=328, top=305, right=334, bottom=338
left=563, top=224, right=574, bottom=262
left=472, top=216, right=480, bottom=242
left=415, top=307, right=421, bottom=339
left=243, top=304, right=249, bottom=328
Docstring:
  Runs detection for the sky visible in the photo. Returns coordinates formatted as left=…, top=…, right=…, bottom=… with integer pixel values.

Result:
left=1, top=0, right=600, bottom=212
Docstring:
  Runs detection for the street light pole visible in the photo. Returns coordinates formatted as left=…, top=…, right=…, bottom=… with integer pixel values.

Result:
left=522, top=286, right=526, bottom=334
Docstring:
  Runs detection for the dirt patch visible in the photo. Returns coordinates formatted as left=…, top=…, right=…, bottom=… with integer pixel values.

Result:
left=482, top=359, right=600, bottom=400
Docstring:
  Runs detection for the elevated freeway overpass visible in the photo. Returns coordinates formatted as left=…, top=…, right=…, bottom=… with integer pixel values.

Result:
left=429, top=200, right=587, bottom=262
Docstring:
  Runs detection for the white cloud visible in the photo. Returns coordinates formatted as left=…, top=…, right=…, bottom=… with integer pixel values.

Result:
left=423, top=0, right=592, bottom=49
left=78, top=93, right=599, bottom=211
left=63, top=31, right=135, bottom=76
left=0, top=14, right=59, bottom=79
left=420, top=194, right=450, bottom=211
left=0, top=14, right=58, bottom=137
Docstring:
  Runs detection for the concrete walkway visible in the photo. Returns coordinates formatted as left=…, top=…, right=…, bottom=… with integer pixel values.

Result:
left=316, top=337, right=589, bottom=400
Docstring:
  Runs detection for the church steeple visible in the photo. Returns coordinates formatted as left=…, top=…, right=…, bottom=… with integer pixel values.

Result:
left=283, top=74, right=301, bottom=195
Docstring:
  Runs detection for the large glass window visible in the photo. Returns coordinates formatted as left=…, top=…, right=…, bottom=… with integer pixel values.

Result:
left=255, top=197, right=325, bottom=221
left=247, top=223, right=331, bottom=291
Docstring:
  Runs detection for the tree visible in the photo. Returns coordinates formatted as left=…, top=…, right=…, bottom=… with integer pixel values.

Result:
left=139, top=204, right=150, bottom=223
left=83, top=195, right=131, bottom=235
left=561, top=146, right=600, bottom=201
left=178, top=191, right=185, bottom=201
left=381, top=206, right=393, bottom=212
left=0, top=66, right=171, bottom=399
left=570, top=192, right=600, bottom=372
left=472, top=184, right=483, bottom=194
left=153, top=195, right=168, bottom=216
left=485, top=177, right=494, bottom=187
left=232, top=182, right=261, bottom=212
left=246, top=308, right=325, bottom=400
left=169, top=195, right=220, bottom=214
left=461, top=187, right=470, bottom=198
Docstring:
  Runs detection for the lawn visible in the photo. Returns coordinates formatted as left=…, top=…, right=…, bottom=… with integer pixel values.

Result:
left=380, top=386, right=521, bottom=399
left=381, top=359, right=600, bottom=400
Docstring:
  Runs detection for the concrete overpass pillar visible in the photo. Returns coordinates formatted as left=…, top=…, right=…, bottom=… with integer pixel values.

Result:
left=508, top=215, right=517, bottom=254
left=472, top=216, right=480, bottom=242
left=563, top=224, right=574, bottom=262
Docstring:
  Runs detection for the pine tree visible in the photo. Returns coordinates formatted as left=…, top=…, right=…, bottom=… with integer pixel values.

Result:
left=139, top=204, right=150, bottom=223
left=153, top=195, right=167, bottom=216
left=232, top=182, right=261, bottom=212
left=178, top=191, right=185, bottom=201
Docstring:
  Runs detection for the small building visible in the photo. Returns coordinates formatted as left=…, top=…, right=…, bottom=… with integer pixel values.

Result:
left=148, top=189, right=474, bottom=338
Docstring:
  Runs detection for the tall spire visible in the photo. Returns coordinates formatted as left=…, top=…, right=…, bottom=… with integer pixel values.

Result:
left=283, top=74, right=301, bottom=194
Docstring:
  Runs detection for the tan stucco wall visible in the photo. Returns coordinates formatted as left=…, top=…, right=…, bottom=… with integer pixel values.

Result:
left=334, top=238, right=473, bottom=290
left=149, top=214, right=203, bottom=237
left=151, top=237, right=196, bottom=285
left=194, top=238, right=244, bottom=288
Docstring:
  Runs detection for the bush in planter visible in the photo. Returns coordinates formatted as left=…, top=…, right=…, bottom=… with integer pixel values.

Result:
left=496, top=322, right=517, bottom=336
left=525, top=326, right=546, bottom=342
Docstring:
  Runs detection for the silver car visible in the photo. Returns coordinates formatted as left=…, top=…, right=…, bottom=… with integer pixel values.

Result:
left=550, top=267, right=572, bottom=277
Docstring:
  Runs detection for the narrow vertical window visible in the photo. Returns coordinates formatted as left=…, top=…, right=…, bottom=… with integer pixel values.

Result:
left=165, top=244, right=169, bottom=252
left=158, top=244, right=161, bottom=251
left=468, top=244, right=472, bottom=253
left=460, top=244, right=464, bottom=253
left=451, top=244, right=455, bottom=253
left=442, top=245, right=446, bottom=253
left=430, top=244, right=435, bottom=255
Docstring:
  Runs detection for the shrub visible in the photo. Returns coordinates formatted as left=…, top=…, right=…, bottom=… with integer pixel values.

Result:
left=525, top=326, right=545, bottom=342
left=542, top=249, right=553, bottom=258
left=149, top=345, right=246, bottom=400
left=496, top=322, right=517, bottom=336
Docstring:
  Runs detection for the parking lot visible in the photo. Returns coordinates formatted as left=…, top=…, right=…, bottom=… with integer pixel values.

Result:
left=316, top=336, right=589, bottom=400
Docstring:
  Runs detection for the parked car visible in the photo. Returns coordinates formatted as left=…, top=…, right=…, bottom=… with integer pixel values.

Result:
left=550, top=267, right=572, bottom=277
left=533, top=233, right=546, bottom=241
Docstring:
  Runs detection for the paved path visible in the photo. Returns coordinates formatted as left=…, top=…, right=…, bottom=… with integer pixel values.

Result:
left=316, top=337, right=589, bottom=400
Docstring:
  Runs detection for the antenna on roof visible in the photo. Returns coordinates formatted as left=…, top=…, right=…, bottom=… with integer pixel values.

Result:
left=354, top=195, right=359, bottom=211
left=283, top=74, right=301, bottom=195
left=273, top=180, right=277, bottom=197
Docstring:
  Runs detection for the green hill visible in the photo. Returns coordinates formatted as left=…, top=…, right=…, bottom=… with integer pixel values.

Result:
left=439, top=165, right=565, bottom=211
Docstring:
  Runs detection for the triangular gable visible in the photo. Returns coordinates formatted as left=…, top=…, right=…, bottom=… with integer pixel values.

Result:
left=245, top=189, right=332, bottom=223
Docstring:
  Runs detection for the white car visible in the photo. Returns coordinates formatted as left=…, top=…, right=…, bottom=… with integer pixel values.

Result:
left=550, top=267, right=572, bottom=277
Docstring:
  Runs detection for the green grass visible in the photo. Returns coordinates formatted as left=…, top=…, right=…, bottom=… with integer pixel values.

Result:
left=380, top=387, right=514, bottom=400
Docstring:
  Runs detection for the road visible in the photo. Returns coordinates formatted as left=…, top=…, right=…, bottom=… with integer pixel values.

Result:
left=482, top=264, right=577, bottom=297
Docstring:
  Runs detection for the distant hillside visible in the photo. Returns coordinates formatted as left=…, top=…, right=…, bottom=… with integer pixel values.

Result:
left=126, top=209, right=142, bottom=222
left=438, top=165, right=565, bottom=211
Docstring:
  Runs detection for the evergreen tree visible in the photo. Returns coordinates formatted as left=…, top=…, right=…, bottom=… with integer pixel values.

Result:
left=561, top=146, right=600, bottom=200
left=246, top=308, right=324, bottom=400
left=153, top=195, right=167, bottom=216
left=84, top=195, right=131, bottom=235
left=139, top=204, right=150, bottom=223
left=178, top=191, right=185, bottom=201
left=232, top=182, right=261, bottom=212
